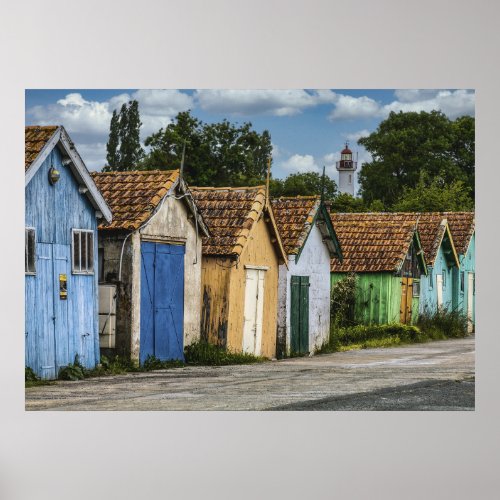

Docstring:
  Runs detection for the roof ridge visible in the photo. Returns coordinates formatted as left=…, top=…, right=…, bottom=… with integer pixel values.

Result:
left=92, top=169, right=178, bottom=175
left=190, top=185, right=265, bottom=191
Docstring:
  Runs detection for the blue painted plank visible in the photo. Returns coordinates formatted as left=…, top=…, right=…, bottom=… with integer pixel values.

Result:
left=154, top=243, right=185, bottom=361
left=140, top=242, right=156, bottom=364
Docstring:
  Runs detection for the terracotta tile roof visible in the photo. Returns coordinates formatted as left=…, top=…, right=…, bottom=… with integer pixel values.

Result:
left=330, top=213, right=418, bottom=272
left=190, top=186, right=270, bottom=257
left=440, top=212, right=475, bottom=255
left=329, top=212, right=470, bottom=266
left=271, top=196, right=320, bottom=254
left=91, top=170, right=179, bottom=230
left=25, top=125, right=59, bottom=171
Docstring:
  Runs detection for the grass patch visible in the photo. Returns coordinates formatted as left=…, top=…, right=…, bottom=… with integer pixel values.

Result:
left=417, top=309, right=469, bottom=339
left=25, top=366, right=55, bottom=387
left=184, top=341, right=265, bottom=366
left=317, top=309, right=470, bottom=355
left=316, top=323, right=423, bottom=354
left=27, top=342, right=266, bottom=386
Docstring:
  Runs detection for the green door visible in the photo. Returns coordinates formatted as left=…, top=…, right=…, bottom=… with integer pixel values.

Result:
left=290, top=275, right=310, bottom=354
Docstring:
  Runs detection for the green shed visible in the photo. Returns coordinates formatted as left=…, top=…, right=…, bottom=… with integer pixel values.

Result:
left=330, top=214, right=427, bottom=325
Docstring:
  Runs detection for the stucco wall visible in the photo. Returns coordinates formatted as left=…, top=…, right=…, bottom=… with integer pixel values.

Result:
left=278, top=223, right=332, bottom=356
left=139, top=195, right=203, bottom=347
left=99, top=193, right=203, bottom=362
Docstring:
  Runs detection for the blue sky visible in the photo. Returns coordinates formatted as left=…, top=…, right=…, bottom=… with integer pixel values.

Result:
left=25, top=89, right=475, bottom=193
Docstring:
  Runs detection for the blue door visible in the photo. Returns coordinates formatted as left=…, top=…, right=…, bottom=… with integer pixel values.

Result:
left=140, top=242, right=185, bottom=363
left=36, top=243, right=56, bottom=379
left=53, top=244, right=70, bottom=372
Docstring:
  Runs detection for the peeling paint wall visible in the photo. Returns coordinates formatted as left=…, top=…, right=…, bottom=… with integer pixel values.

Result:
left=200, top=214, right=281, bottom=358
left=226, top=215, right=280, bottom=358
left=200, top=256, right=232, bottom=346
left=98, top=193, right=203, bottom=362
left=278, top=223, right=332, bottom=356
left=331, top=272, right=403, bottom=325
left=140, top=195, right=203, bottom=347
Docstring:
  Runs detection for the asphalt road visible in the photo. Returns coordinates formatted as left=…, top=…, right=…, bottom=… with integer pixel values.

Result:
left=25, top=336, right=475, bottom=411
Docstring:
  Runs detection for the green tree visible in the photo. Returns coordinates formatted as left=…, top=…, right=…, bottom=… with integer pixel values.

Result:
left=104, top=100, right=144, bottom=171
left=327, top=193, right=368, bottom=213
left=106, top=109, right=120, bottom=168
left=392, top=172, right=474, bottom=212
left=358, top=110, right=474, bottom=208
left=270, top=172, right=337, bottom=199
left=140, top=110, right=272, bottom=186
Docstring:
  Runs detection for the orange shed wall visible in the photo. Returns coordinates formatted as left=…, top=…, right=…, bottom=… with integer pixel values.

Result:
left=200, top=256, right=232, bottom=346
left=226, top=215, right=280, bottom=358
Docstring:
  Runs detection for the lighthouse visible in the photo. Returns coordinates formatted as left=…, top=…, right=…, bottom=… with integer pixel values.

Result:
left=336, top=142, right=357, bottom=195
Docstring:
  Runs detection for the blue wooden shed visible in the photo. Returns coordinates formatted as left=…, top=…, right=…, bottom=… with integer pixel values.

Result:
left=416, top=214, right=460, bottom=316
left=445, top=213, right=475, bottom=331
left=25, top=126, right=112, bottom=379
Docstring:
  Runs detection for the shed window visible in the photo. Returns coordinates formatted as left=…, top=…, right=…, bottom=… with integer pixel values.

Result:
left=442, top=270, right=446, bottom=288
left=460, top=271, right=464, bottom=293
left=413, top=279, right=420, bottom=297
left=428, top=268, right=433, bottom=289
left=72, top=229, right=94, bottom=274
left=25, top=228, right=36, bottom=274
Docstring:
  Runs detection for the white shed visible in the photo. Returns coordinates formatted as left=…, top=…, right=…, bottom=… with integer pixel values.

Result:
left=272, top=197, right=342, bottom=357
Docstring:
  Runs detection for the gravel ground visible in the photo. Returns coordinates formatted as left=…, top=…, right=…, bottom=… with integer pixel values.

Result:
left=25, top=336, right=475, bottom=411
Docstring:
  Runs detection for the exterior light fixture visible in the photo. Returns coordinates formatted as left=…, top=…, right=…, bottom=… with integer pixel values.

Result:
left=48, top=165, right=60, bottom=185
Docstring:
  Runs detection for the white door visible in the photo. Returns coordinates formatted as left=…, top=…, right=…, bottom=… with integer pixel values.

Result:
left=467, top=273, right=474, bottom=332
left=242, top=268, right=266, bottom=355
left=436, top=275, right=443, bottom=309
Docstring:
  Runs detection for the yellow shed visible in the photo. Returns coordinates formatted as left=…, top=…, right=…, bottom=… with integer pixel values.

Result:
left=190, top=186, right=287, bottom=358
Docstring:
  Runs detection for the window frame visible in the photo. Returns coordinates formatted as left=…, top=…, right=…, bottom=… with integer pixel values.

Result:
left=412, top=279, right=420, bottom=297
left=428, top=268, right=433, bottom=289
left=72, top=228, right=95, bottom=275
left=25, top=227, right=36, bottom=275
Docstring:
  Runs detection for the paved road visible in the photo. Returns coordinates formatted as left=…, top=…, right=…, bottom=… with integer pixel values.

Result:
left=25, top=336, right=475, bottom=411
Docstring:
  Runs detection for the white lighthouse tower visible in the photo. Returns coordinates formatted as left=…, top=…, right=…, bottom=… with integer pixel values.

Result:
left=336, top=142, right=357, bottom=195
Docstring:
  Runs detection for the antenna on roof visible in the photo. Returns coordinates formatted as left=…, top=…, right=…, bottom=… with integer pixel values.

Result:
left=179, top=140, right=186, bottom=187
left=265, top=156, right=271, bottom=209
left=320, top=165, right=326, bottom=203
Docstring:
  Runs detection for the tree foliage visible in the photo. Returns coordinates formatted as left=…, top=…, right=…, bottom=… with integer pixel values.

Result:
left=140, top=110, right=273, bottom=186
left=358, top=110, right=475, bottom=208
left=104, top=100, right=144, bottom=171
left=270, top=172, right=337, bottom=199
left=392, top=172, right=474, bottom=212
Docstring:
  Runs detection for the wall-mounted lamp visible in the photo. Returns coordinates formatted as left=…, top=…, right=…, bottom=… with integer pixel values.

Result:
left=48, top=165, right=60, bottom=185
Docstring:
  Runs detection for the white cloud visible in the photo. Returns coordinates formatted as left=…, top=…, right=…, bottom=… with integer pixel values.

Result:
left=329, top=89, right=475, bottom=121
left=194, top=89, right=337, bottom=116
left=329, top=95, right=380, bottom=120
left=343, top=129, right=371, bottom=142
left=279, top=153, right=321, bottom=173
left=26, top=89, right=195, bottom=167
left=383, top=89, right=475, bottom=119
left=76, top=142, right=108, bottom=171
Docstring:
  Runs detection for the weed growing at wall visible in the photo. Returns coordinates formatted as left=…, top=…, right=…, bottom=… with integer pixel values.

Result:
left=317, top=309, right=470, bottom=355
left=417, top=308, right=469, bottom=339
left=184, top=341, right=265, bottom=366
left=330, top=272, right=357, bottom=327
